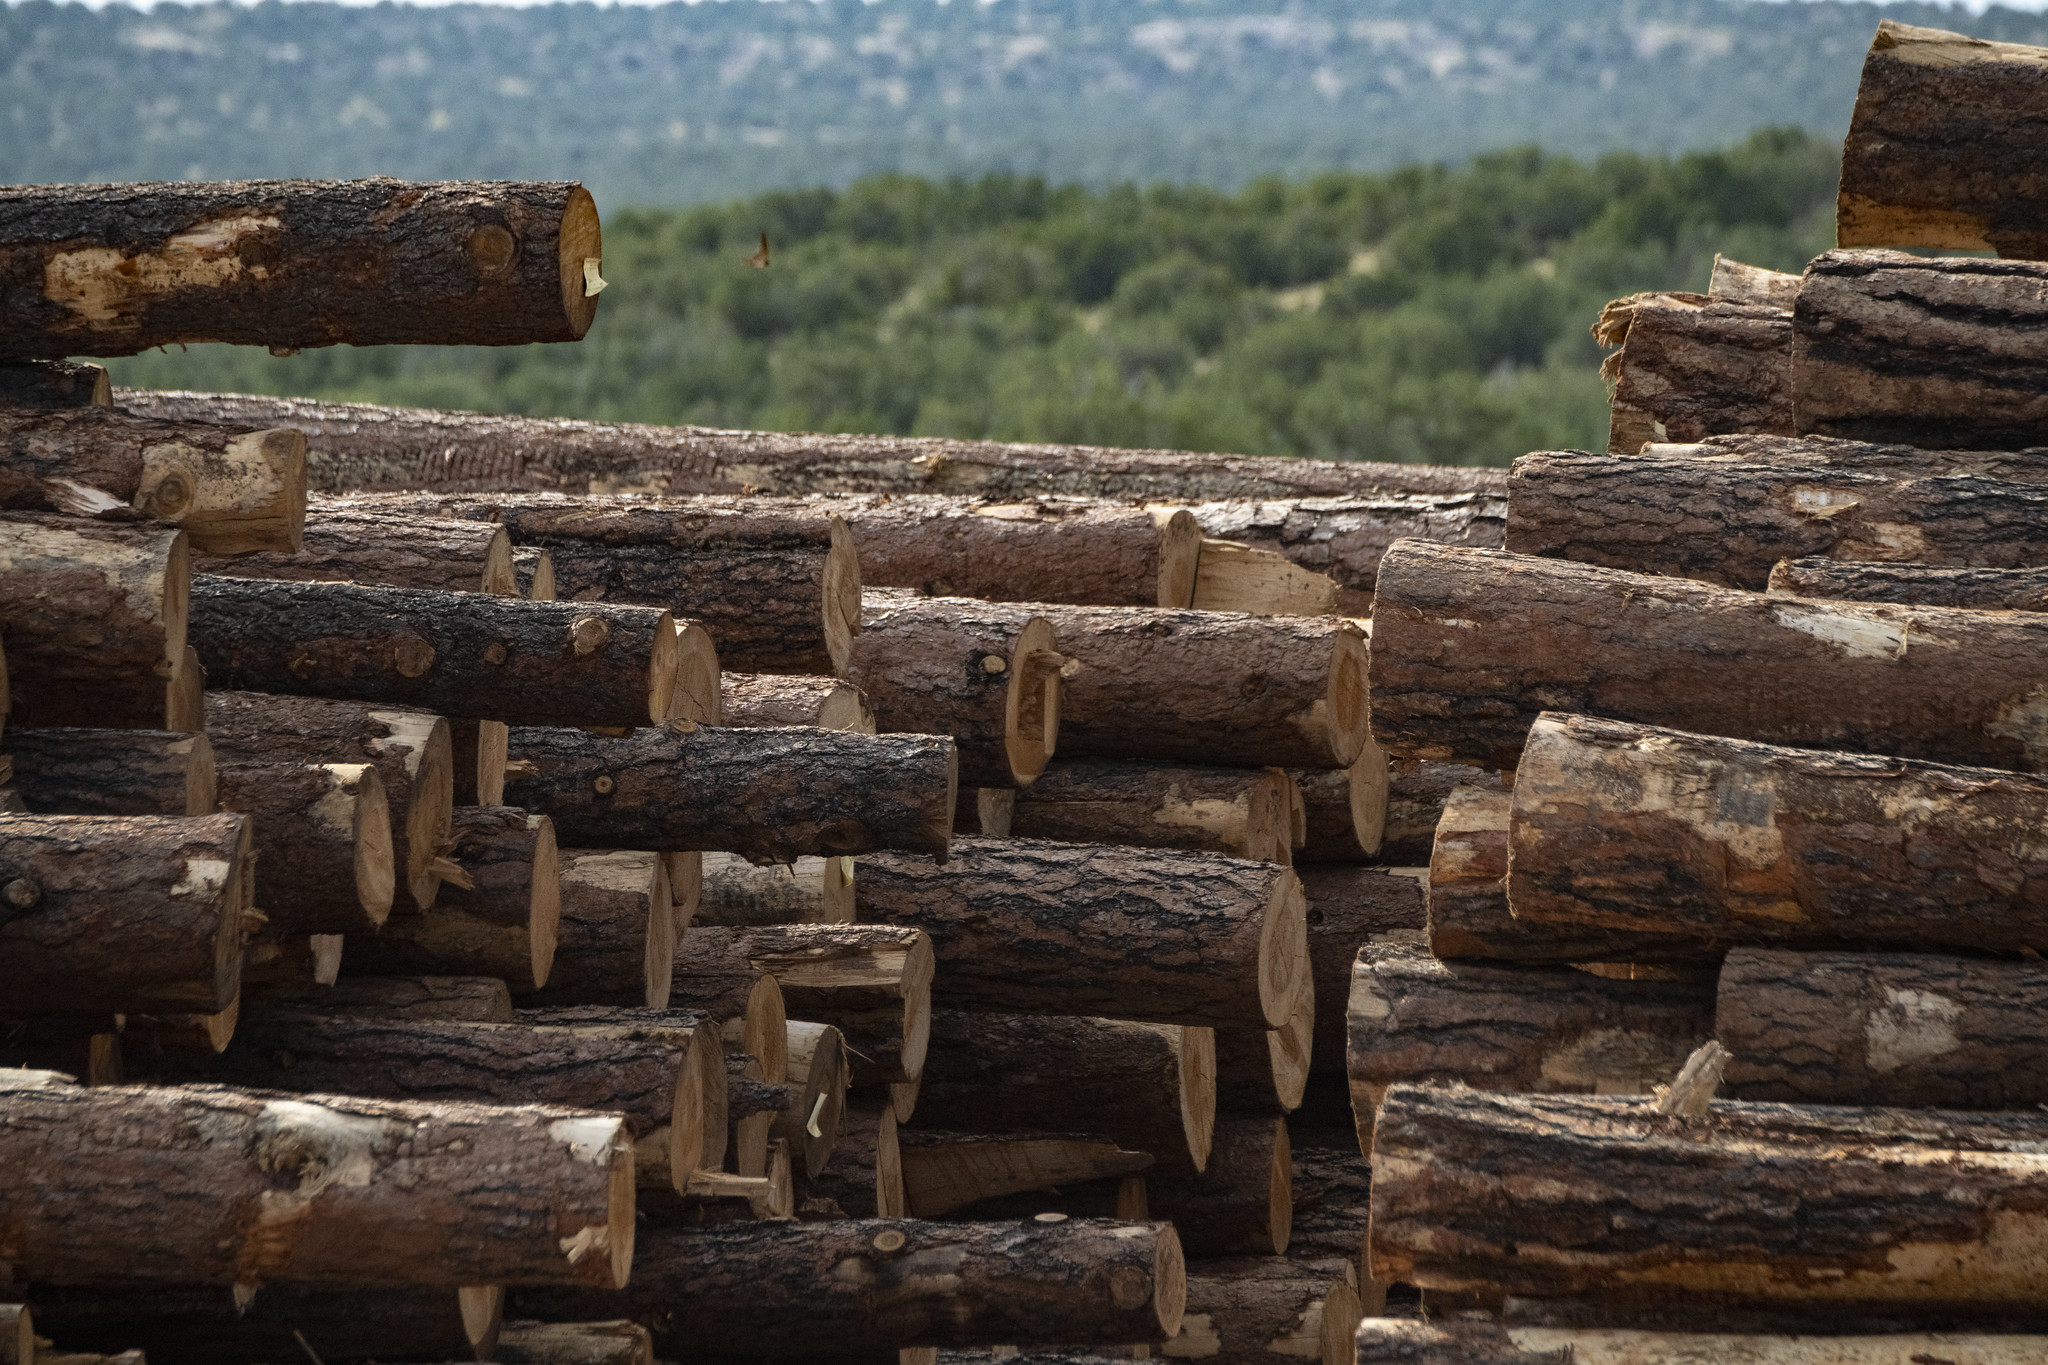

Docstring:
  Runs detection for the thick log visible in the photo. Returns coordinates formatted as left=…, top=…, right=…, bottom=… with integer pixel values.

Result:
left=0, top=515, right=187, bottom=730
left=721, top=673, right=875, bottom=733
left=495, top=1319, right=654, bottom=1365
left=504, top=724, right=956, bottom=862
left=0, top=1069, right=634, bottom=1289
left=247, top=975, right=515, bottom=1023
left=0, top=180, right=602, bottom=356
left=1291, top=758, right=1389, bottom=863
left=1185, top=533, right=1342, bottom=615
left=858, top=838, right=1308, bottom=1029
left=1358, top=1321, right=2048, bottom=1365
left=695, top=852, right=855, bottom=927
left=200, top=507, right=511, bottom=592
left=843, top=595, right=1060, bottom=788
left=0, top=812, right=250, bottom=1016
left=514, top=850, right=673, bottom=1010
left=21, top=1286, right=499, bottom=1365
left=1370, top=541, right=2048, bottom=773
left=1298, top=867, right=1425, bottom=1073
left=1008, top=761, right=1295, bottom=864
left=189, top=576, right=681, bottom=729
left=1166, top=1257, right=1359, bottom=1365
left=1214, top=1009, right=1308, bottom=1115
left=1147, top=1116, right=1291, bottom=1257
left=1770, top=558, right=2048, bottom=610
left=799, top=1097, right=897, bottom=1218
left=215, top=760, right=393, bottom=935
left=1709, top=255, right=1801, bottom=308
left=1508, top=712, right=2048, bottom=955
left=1368, top=1083, right=2048, bottom=1310
left=1379, top=760, right=1492, bottom=865
left=205, top=693, right=453, bottom=913
left=1648, top=432, right=2048, bottom=483
left=779, top=1020, right=849, bottom=1179
left=1593, top=292, right=1791, bottom=455
left=898, top=1132, right=1152, bottom=1219
left=0, top=359, right=108, bottom=409
left=1505, top=452, right=2048, bottom=590
left=2, top=728, right=214, bottom=816
left=915, top=1012, right=1216, bottom=1175
left=509, top=1217, right=1185, bottom=1354
left=0, top=408, right=304, bottom=555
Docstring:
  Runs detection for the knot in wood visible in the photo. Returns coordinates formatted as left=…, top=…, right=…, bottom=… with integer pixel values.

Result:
left=981, top=654, right=1008, bottom=674
left=467, top=223, right=517, bottom=275
left=592, top=774, right=616, bottom=796
left=871, top=1229, right=907, bottom=1252
left=483, top=642, right=508, bottom=665
left=1, top=876, right=40, bottom=912
left=571, top=616, right=611, bottom=656
left=392, top=636, right=437, bottom=679
left=141, top=467, right=193, bottom=517
left=1109, top=1266, right=1151, bottom=1310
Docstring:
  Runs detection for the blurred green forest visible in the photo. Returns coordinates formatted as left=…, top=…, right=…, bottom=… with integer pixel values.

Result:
left=109, top=127, right=1839, bottom=467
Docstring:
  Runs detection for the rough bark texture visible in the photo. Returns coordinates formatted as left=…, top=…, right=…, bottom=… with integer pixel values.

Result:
left=1148, top=1116, right=1291, bottom=1257
left=504, top=724, right=956, bottom=862
left=246, top=974, right=515, bottom=1023
left=1770, top=557, right=2048, bottom=610
left=1507, top=452, right=2048, bottom=590
left=0, top=407, right=304, bottom=555
left=1594, top=292, right=1792, bottom=454
left=1298, top=867, right=1426, bottom=1076
left=190, top=576, right=679, bottom=729
left=215, top=759, right=394, bottom=935
left=1184, top=495, right=1506, bottom=615
left=1214, top=1014, right=1308, bottom=1115
left=798, top=1098, right=897, bottom=1218
left=1369, top=541, right=2048, bottom=773
left=695, top=852, right=856, bottom=927
left=1379, top=760, right=1493, bottom=866
left=0, top=1071, right=634, bottom=1289
left=1368, top=1083, right=2048, bottom=1311
left=354, top=805, right=560, bottom=990
left=858, top=837, right=1307, bottom=1029
left=494, top=1320, right=655, bottom=1365
left=1010, top=760, right=1296, bottom=863
left=1360, top=1321, right=2048, bottom=1364
left=1291, top=759, right=1389, bottom=863
left=3, top=727, right=213, bottom=816
left=508, top=1217, right=1184, bottom=1355
left=0, top=180, right=601, bottom=356
left=1654, top=432, right=2048, bottom=483
left=0, top=811, right=249, bottom=1016
left=514, top=849, right=673, bottom=1011
left=0, top=360, right=108, bottom=409
left=898, top=1131, right=1153, bottom=1219
left=0, top=515, right=186, bottom=730
left=21, top=1286, right=497, bottom=1365
left=200, top=507, right=511, bottom=593
left=1711, top=256, right=1801, bottom=308
left=1288, top=1140, right=1372, bottom=1271
left=1508, top=712, right=2048, bottom=955
left=721, top=673, right=875, bottom=734
left=1167, top=1257, right=1358, bottom=1365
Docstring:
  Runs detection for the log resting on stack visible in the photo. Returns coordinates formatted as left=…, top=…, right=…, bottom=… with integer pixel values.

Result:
left=1299, top=865, right=1424, bottom=1074
left=247, top=974, right=515, bottom=1023
left=779, top=1020, right=848, bottom=1178
left=1708, top=255, right=1800, bottom=307
left=898, top=1131, right=1153, bottom=1219
left=21, top=1285, right=502, bottom=1365
left=1769, top=558, right=2048, bottom=610
left=514, top=849, right=673, bottom=1009
left=694, top=852, right=855, bottom=926
left=1356, top=1321, right=2048, bottom=1365
left=214, top=759, right=394, bottom=934
left=1213, top=1006, right=1309, bottom=1115
left=1377, top=759, right=1493, bottom=865
left=2, top=728, right=215, bottom=816
left=1168, top=1257, right=1363, bottom=1365
left=1593, top=291, right=1790, bottom=454
left=1007, top=760, right=1297, bottom=864
left=1648, top=432, right=2048, bottom=482
left=1147, top=1116, right=1291, bottom=1257
left=0, top=358, right=109, bottom=408
left=720, top=673, right=875, bottom=733
left=198, top=506, right=512, bottom=592
left=1290, top=758, right=1389, bottom=863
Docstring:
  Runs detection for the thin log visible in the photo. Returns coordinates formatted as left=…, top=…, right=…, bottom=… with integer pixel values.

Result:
left=799, top=1099, right=899, bottom=1218
left=1709, top=255, right=1800, bottom=307
left=1147, top=1116, right=1291, bottom=1257
left=2, top=728, right=213, bottom=816
left=695, top=852, right=856, bottom=927
left=1647, top=432, right=2048, bottom=483
left=19, top=1286, right=499, bottom=1365
left=0, top=359, right=108, bottom=408
left=495, top=1319, right=655, bottom=1365
left=1377, top=760, right=1493, bottom=865
left=1291, top=757, right=1389, bottom=863
left=514, top=850, right=673, bottom=1010
left=1298, top=865, right=1426, bottom=1076
left=215, top=760, right=393, bottom=935
left=1770, top=558, right=2048, bottom=610
left=514, top=546, right=556, bottom=600
left=779, top=1020, right=848, bottom=1180
left=1008, top=760, right=1295, bottom=864
left=721, top=673, right=875, bottom=733
left=653, top=955, right=783, bottom=1078
left=1593, top=291, right=1791, bottom=455
left=898, top=1132, right=1153, bottom=1219
left=199, top=507, right=511, bottom=592
left=1168, top=1257, right=1360, bottom=1365
left=246, top=975, right=515, bottom=1023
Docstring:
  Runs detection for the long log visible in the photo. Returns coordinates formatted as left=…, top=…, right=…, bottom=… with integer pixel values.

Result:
left=1378, top=759, right=1493, bottom=865
left=513, top=850, right=673, bottom=1010
left=1357, top=1321, right=2048, bottom=1365
left=1369, top=541, right=2048, bottom=773
left=721, top=673, right=874, bottom=733
left=1008, top=760, right=1295, bottom=863
left=215, top=760, right=394, bottom=935
left=495, top=1320, right=655, bottom=1365
left=21, top=1286, right=500, bottom=1365
left=897, top=1131, right=1151, bottom=1220
left=246, top=974, right=515, bottom=1023
left=0, top=408, right=304, bottom=555
left=503, top=724, right=955, bottom=861
left=695, top=852, right=855, bottom=927
left=1770, top=558, right=2048, bottom=610
left=0, top=359, right=108, bottom=409
left=198, top=507, right=511, bottom=592
left=1593, top=291, right=1791, bottom=454
left=2, top=728, right=214, bottom=816
left=1147, top=1116, right=1291, bottom=1257
left=1168, top=1257, right=1361, bottom=1365
left=1299, top=866, right=1424, bottom=1076
left=1291, top=758, right=1389, bottom=863
left=0, top=812, right=250, bottom=1016
left=1508, top=712, right=2048, bottom=954
left=0, top=1069, right=634, bottom=1289
left=1647, top=432, right=2048, bottom=483
left=858, top=837, right=1307, bottom=1029
left=0, top=180, right=602, bottom=357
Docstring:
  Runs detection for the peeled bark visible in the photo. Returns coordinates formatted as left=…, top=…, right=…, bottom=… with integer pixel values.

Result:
left=0, top=359, right=108, bottom=409
left=1369, top=541, right=2048, bottom=773
left=1770, top=558, right=2048, bottom=610
left=721, top=673, right=875, bottom=733
left=858, top=837, right=1308, bottom=1029
left=898, top=1132, right=1153, bottom=1219
left=0, top=812, right=250, bottom=1016
left=21, top=1286, right=500, bottom=1365
left=514, top=850, right=673, bottom=1010
left=1147, top=1116, right=1292, bottom=1257
left=3, top=728, right=214, bottom=816
left=1649, top=432, right=2048, bottom=483
left=799, top=1097, right=896, bottom=1218
left=215, top=760, right=394, bottom=935
left=1710, top=255, right=1801, bottom=308
left=1291, top=757, right=1389, bottom=863
left=1298, top=866, right=1425, bottom=1075
left=200, top=507, right=511, bottom=593
left=1167, top=1257, right=1361, bottom=1365
left=1508, top=712, right=2048, bottom=955
left=504, top=724, right=956, bottom=862
left=1593, top=292, right=1791, bottom=455
left=1010, top=760, right=1295, bottom=864
left=0, top=407, right=304, bottom=555
left=695, top=852, right=856, bottom=927
left=1360, top=1321, right=2048, bottom=1365
left=0, top=1070, right=634, bottom=1289
left=0, top=180, right=602, bottom=357
left=1379, top=760, right=1493, bottom=865
left=247, top=975, right=515, bottom=1023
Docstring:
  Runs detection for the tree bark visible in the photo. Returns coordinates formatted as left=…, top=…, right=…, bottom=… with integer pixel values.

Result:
left=1361, top=1320, right=2048, bottom=1365
left=1770, top=557, right=2048, bottom=610
left=1593, top=292, right=1792, bottom=454
left=2, top=728, right=214, bottom=816
left=1649, top=432, right=2048, bottom=484
left=514, top=546, right=556, bottom=600
left=1369, top=541, right=2048, bottom=773
left=0, top=811, right=250, bottom=1016
left=200, top=506, right=511, bottom=593
left=189, top=576, right=681, bottom=729
left=0, top=180, right=602, bottom=357
left=857, top=837, right=1308, bottom=1029
left=843, top=595, right=1060, bottom=788
left=898, top=1132, right=1153, bottom=1219
left=798, top=1097, right=896, bottom=1218
left=1506, top=452, right=2048, bottom=590
left=503, top=724, right=956, bottom=862
left=721, top=673, right=875, bottom=733
left=1298, top=866, right=1425, bottom=1075
left=21, top=1286, right=499, bottom=1365
left=215, top=760, right=394, bottom=935
left=1008, top=760, right=1296, bottom=864
left=0, top=360, right=108, bottom=409
left=1378, top=760, right=1493, bottom=865
left=493, top=1319, right=654, bottom=1365
left=1168, top=1257, right=1360, bottom=1365
left=513, top=849, right=673, bottom=1011
left=1288, top=1141, right=1372, bottom=1273
left=205, top=692, right=453, bottom=914
left=246, top=974, right=515, bottom=1023
left=1368, top=1083, right=2048, bottom=1311
left=695, top=852, right=856, bottom=927
left=0, top=408, right=304, bottom=555
left=1148, top=1116, right=1292, bottom=1257
left=0, top=1070, right=634, bottom=1289
left=1291, top=758, right=1389, bottom=863
left=1508, top=712, right=2048, bottom=955
left=1214, top=1011, right=1308, bottom=1115
left=0, top=515, right=187, bottom=730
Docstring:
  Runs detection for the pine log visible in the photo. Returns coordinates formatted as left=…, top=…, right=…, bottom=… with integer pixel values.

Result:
left=1214, top=1008, right=1309, bottom=1115
left=0, top=359, right=108, bottom=409
left=189, top=576, right=681, bottom=729
left=2, top=728, right=214, bottom=816
left=199, top=507, right=512, bottom=592
left=858, top=838, right=1308, bottom=1029
left=1508, top=712, right=2048, bottom=955
left=0, top=515, right=187, bottom=730
left=205, top=692, right=453, bottom=913
left=1297, top=867, right=1424, bottom=1071
left=1710, top=255, right=1801, bottom=308
left=1378, top=760, right=1492, bottom=865
left=1185, top=533, right=1343, bottom=615
left=1770, top=558, right=2048, bottom=610
left=2, top=1303, right=33, bottom=1365
left=165, top=642, right=201, bottom=731
left=503, top=724, right=956, bottom=861
left=1034, top=606, right=1370, bottom=770
left=19, top=1286, right=500, bottom=1365
left=1359, top=1321, right=2048, bottom=1365
left=721, top=673, right=875, bottom=733
left=0, top=812, right=250, bottom=1016
left=215, top=759, right=393, bottom=935
left=915, top=1012, right=1216, bottom=1175
left=0, top=408, right=305, bottom=555
left=0, top=1016, right=121, bottom=1083
left=798, top=1100, right=900, bottom=1218
left=655, top=957, right=783, bottom=1080
left=1166, top=1257, right=1359, bottom=1365
left=1288, top=1141, right=1372, bottom=1274
left=514, top=850, right=673, bottom=1010
left=1368, top=1083, right=2048, bottom=1310
left=695, top=852, right=856, bottom=926
left=779, top=1020, right=849, bottom=1179
left=1593, top=292, right=1792, bottom=455
left=1147, top=1116, right=1291, bottom=1257
left=843, top=595, right=1060, bottom=788
left=1505, top=451, right=2048, bottom=590
left=0, top=180, right=602, bottom=357
left=1648, top=432, right=2048, bottom=483
left=1291, top=758, right=1389, bottom=863
left=0, top=1069, right=634, bottom=1289
left=1370, top=541, right=2048, bottom=773
left=495, top=1319, right=655, bottom=1365
left=667, top=848, right=702, bottom=930
left=1008, top=761, right=1296, bottom=864
left=247, top=975, right=515, bottom=1023
left=508, top=1217, right=1186, bottom=1354
left=514, top=546, right=556, bottom=601
left=898, top=1132, right=1153, bottom=1219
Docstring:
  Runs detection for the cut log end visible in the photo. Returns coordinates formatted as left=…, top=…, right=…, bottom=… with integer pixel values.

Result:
left=668, top=621, right=722, bottom=726
left=1349, top=739, right=1390, bottom=858
left=1155, top=508, right=1203, bottom=608
left=529, top=815, right=563, bottom=989
left=558, top=185, right=604, bottom=340
left=348, top=763, right=398, bottom=928
left=1326, top=624, right=1370, bottom=766
left=645, top=853, right=678, bottom=1009
left=644, top=610, right=683, bottom=726
left=166, top=645, right=203, bottom=731
left=824, top=516, right=863, bottom=674
left=1181, top=1024, right=1218, bottom=1173
left=458, top=1286, right=503, bottom=1354
left=1258, top=870, right=1311, bottom=1029
left=1154, top=1225, right=1188, bottom=1338
left=1004, top=616, right=1063, bottom=785
left=480, top=526, right=517, bottom=596
left=745, top=974, right=791, bottom=1084
left=400, top=713, right=457, bottom=912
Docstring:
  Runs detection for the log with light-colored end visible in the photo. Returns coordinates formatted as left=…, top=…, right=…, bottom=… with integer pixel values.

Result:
left=665, top=620, right=721, bottom=728
left=516, top=850, right=674, bottom=1009
left=2, top=727, right=215, bottom=816
left=215, top=760, right=394, bottom=934
left=1164, top=1257, right=1361, bottom=1365
left=1148, top=1116, right=1291, bottom=1257
left=494, top=1318, right=655, bottom=1365
left=796, top=1097, right=897, bottom=1218
left=1188, top=536, right=1340, bottom=615
left=901, top=1132, right=1154, bottom=1219
left=777, top=1020, right=847, bottom=1179
left=1708, top=255, right=1799, bottom=307
left=514, top=546, right=556, bottom=600
left=1769, top=557, right=2048, bottom=611
left=720, top=672, right=876, bottom=734
left=694, top=852, right=856, bottom=926
left=1593, top=290, right=1790, bottom=454
left=1009, top=760, right=1296, bottom=864
left=201, top=507, right=510, bottom=592
left=1356, top=1321, right=2048, bottom=1365
left=1290, top=748, right=1388, bottom=862
left=0, top=1302, right=28, bottom=1365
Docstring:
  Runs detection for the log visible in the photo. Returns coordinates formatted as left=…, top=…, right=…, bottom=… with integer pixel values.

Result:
left=0, top=359, right=108, bottom=409
left=0, top=1069, right=634, bottom=1289
left=857, top=838, right=1308, bottom=1029
left=507, top=1217, right=1186, bottom=1355
left=247, top=975, right=515, bottom=1023
left=0, top=515, right=187, bottom=730
left=0, top=1016, right=121, bottom=1083
left=1166, top=1257, right=1360, bottom=1365
left=1709, top=255, right=1800, bottom=308
left=1298, top=866, right=1424, bottom=1075
left=1184, top=533, right=1342, bottom=615
left=898, top=1132, right=1153, bottom=1219
left=655, top=955, right=785, bottom=1080
left=1358, top=1321, right=2048, bottom=1365
left=721, top=673, right=875, bottom=733
left=0, top=407, right=304, bottom=555
left=199, top=507, right=513, bottom=593
left=842, top=595, right=1060, bottom=788
left=514, top=546, right=556, bottom=601
left=779, top=1020, right=848, bottom=1180
left=1378, top=760, right=1492, bottom=865
left=0, top=180, right=602, bottom=356
left=19, top=1286, right=500, bottom=1365
left=0, top=812, right=250, bottom=1016
left=189, top=576, right=682, bottom=729
left=1647, top=432, right=2048, bottom=483
left=2, top=728, right=214, bottom=816
left=1214, top=1010, right=1308, bottom=1115
left=695, top=852, right=856, bottom=927
left=1008, top=761, right=1295, bottom=864
left=1291, top=758, right=1389, bottom=863
left=914, top=1012, right=1216, bottom=1175
left=1288, top=1141, right=1372, bottom=1274
left=1770, top=558, right=2048, bottom=610
left=1146, top=1116, right=1291, bottom=1257
left=799, top=1099, right=900, bottom=1218
left=1368, top=1083, right=2048, bottom=1311
left=495, top=1319, right=654, bottom=1365
left=1505, top=451, right=2048, bottom=590
left=1368, top=541, right=2048, bottom=773
left=513, top=849, right=673, bottom=1010
left=503, top=724, right=956, bottom=862
left=165, top=643, right=201, bottom=732
left=205, top=693, right=453, bottom=913
left=1592, top=291, right=1791, bottom=455
left=215, top=760, right=393, bottom=935
left=1508, top=712, right=2048, bottom=955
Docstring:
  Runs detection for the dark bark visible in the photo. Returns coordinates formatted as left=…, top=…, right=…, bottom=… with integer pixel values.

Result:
left=1298, top=866, right=1425, bottom=1076
left=897, top=1131, right=1152, bottom=1219
left=1771, top=557, right=2048, bottom=610
left=695, top=852, right=856, bottom=927
left=0, top=1015, right=121, bottom=1082
left=1593, top=292, right=1791, bottom=454
left=215, top=759, right=394, bottom=935
left=495, top=1320, right=654, bottom=1365
left=246, top=974, right=515, bottom=1023
left=1660, top=432, right=2048, bottom=483
left=720, top=673, right=875, bottom=734
left=779, top=1020, right=849, bottom=1180
left=1291, top=759, right=1389, bottom=863
left=1214, top=1014, right=1308, bottom=1115
left=3, top=727, right=213, bottom=816
left=799, top=1098, right=898, bottom=1218
left=1147, top=1116, right=1292, bottom=1257
left=0, top=360, right=108, bottom=409
left=22, top=1285, right=498, bottom=1365
left=1009, top=760, right=1295, bottom=863
left=200, top=507, right=512, bottom=593
left=1378, top=760, right=1494, bottom=866
left=1171, top=1257, right=1360, bottom=1365
left=513, top=849, right=673, bottom=1011
left=1287, top=1140, right=1372, bottom=1270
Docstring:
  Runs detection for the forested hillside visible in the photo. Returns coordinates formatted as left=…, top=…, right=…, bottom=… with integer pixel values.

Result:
left=108, top=129, right=1838, bottom=467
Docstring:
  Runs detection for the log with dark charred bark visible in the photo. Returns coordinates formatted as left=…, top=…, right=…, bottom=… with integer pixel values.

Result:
left=1770, top=558, right=2048, bottom=610
left=1593, top=292, right=1791, bottom=455
left=2, top=728, right=214, bottom=816
left=22, top=1286, right=501, bottom=1365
